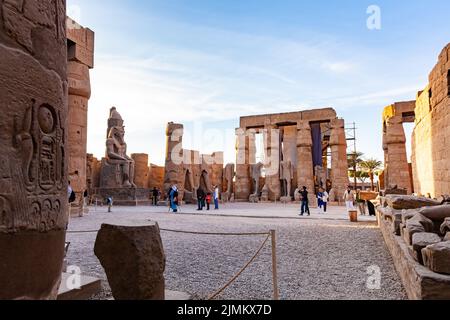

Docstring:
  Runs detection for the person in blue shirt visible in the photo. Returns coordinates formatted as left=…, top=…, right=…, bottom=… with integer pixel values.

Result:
left=169, top=185, right=179, bottom=213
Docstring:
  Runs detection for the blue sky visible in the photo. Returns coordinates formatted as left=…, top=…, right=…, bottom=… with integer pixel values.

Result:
left=68, top=0, right=450, bottom=165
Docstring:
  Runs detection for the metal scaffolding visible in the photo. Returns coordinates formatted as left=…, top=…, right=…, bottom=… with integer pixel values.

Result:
left=345, top=122, right=358, bottom=190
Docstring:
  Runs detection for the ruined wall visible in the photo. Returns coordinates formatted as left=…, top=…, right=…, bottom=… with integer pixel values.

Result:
left=131, top=153, right=149, bottom=188
left=86, top=154, right=101, bottom=194
left=148, top=164, right=164, bottom=190
left=0, top=0, right=68, bottom=299
left=412, top=43, right=450, bottom=197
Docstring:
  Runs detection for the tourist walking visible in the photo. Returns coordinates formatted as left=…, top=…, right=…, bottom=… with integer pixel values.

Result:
left=197, top=188, right=206, bottom=211
left=169, top=185, right=179, bottom=213
left=106, top=196, right=113, bottom=213
left=152, top=187, right=159, bottom=206
left=317, top=189, right=324, bottom=213
left=343, top=186, right=356, bottom=211
left=300, top=186, right=310, bottom=216
left=214, top=185, right=220, bottom=210
left=322, top=190, right=330, bottom=213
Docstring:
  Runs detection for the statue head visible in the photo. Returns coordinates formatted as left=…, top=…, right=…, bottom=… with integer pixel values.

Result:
left=107, top=107, right=124, bottom=132
left=108, top=125, right=125, bottom=145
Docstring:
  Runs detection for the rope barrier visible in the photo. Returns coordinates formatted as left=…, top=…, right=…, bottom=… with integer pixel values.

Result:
left=208, top=233, right=271, bottom=300
left=66, top=227, right=279, bottom=300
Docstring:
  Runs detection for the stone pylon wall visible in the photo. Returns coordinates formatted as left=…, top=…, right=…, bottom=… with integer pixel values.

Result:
left=0, top=0, right=68, bottom=299
left=412, top=44, right=450, bottom=197
left=67, top=18, right=94, bottom=196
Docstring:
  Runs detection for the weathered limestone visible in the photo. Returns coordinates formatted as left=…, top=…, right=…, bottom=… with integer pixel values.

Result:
left=236, top=109, right=346, bottom=202
left=222, top=163, right=235, bottom=201
left=66, top=17, right=94, bottom=197
left=420, top=205, right=450, bottom=222
left=329, top=119, right=348, bottom=202
left=148, top=164, right=165, bottom=191
left=384, top=115, right=412, bottom=194
left=0, top=0, right=67, bottom=300
left=100, top=108, right=136, bottom=189
left=163, top=123, right=224, bottom=202
left=164, top=122, right=184, bottom=194
left=422, top=241, right=450, bottom=275
left=280, top=160, right=294, bottom=200
left=86, top=154, right=101, bottom=195
left=412, top=233, right=441, bottom=264
left=404, top=213, right=434, bottom=245
left=249, top=162, right=263, bottom=202
left=264, top=124, right=281, bottom=201
left=94, top=221, right=166, bottom=300
left=385, top=195, right=441, bottom=210
left=441, top=218, right=450, bottom=235
left=131, top=154, right=149, bottom=188
left=296, top=121, right=315, bottom=204
left=235, top=128, right=251, bottom=200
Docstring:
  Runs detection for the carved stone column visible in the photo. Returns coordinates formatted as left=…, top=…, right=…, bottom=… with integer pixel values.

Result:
left=264, top=124, right=281, bottom=201
left=67, top=18, right=94, bottom=197
left=0, top=0, right=67, bottom=300
left=385, top=116, right=411, bottom=193
left=296, top=121, right=315, bottom=204
left=235, top=128, right=251, bottom=200
left=329, top=119, right=348, bottom=202
left=163, top=123, right=184, bottom=197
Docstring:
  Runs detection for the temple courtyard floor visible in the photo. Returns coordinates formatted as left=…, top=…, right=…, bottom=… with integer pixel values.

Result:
left=66, top=203, right=407, bottom=300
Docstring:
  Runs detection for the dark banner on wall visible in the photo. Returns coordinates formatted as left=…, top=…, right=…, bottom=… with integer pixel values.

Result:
left=311, top=123, right=323, bottom=168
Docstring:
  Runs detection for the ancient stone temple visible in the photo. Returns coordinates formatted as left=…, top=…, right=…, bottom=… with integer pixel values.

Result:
left=66, top=17, right=95, bottom=198
left=163, top=122, right=224, bottom=203
left=235, top=109, right=349, bottom=203
left=0, top=0, right=68, bottom=299
left=381, top=43, right=450, bottom=198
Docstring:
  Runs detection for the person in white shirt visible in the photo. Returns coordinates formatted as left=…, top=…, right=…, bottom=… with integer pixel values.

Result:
left=343, top=186, right=356, bottom=211
left=321, top=189, right=329, bottom=213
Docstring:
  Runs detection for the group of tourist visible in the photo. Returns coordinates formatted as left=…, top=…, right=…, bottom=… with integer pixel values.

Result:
left=196, top=186, right=220, bottom=211
left=298, top=185, right=358, bottom=216
left=167, top=185, right=220, bottom=213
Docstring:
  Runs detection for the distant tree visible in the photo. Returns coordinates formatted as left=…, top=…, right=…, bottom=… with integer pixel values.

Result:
left=347, top=152, right=364, bottom=170
left=349, top=171, right=369, bottom=185
left=360, top=158, right=383, bottom=191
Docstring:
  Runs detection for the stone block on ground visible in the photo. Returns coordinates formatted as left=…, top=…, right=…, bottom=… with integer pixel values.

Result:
left=385, top=195, right=441, bottom=210
left=412, top=233, right=442, bottom=265
left=440, top=217, right=450, bottom=234
left=422, top=241, right=450, bottom=275
left=404, top=214, right=435, bottom=245
left=419, top=206, right=450, bottom=223
left=94, top=221, right=166, bottom=300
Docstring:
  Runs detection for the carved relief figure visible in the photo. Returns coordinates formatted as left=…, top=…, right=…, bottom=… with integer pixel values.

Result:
left=250, top=162, right=264, bottom=196
left=280, top=160, right=294, bottom=197
left=104, top=107, right=136, bottom=188
left=315, top=165, right=327, bottom=189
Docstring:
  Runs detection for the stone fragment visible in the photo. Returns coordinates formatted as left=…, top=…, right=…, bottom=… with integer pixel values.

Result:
left=440, top=217, right=450, bottom=234
left=419, top=206, right=450, bottom=222
left=385, top=195, right=441, bottom=210
left=404, top=214, right=434, bottom=245
left=412, top=233, right=442, bottom=264
left=422, top=241, right=450, bottom=275
left=94, top=221, right=166, bottom=300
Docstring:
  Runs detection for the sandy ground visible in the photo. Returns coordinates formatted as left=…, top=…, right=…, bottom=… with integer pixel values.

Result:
left=66, top=203, right=407, bottom=300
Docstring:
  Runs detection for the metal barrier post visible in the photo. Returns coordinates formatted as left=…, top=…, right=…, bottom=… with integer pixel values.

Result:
left=270, top=229, right=279, bottom=300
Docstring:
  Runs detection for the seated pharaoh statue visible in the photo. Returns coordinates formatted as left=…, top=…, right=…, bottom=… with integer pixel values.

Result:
left=99, top=107, right=136, bottom=188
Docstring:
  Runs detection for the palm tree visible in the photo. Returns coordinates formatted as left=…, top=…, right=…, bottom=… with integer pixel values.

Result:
left=347, top=152, right=364, bottom=189
left=360, top=158, right=383, bottom=191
